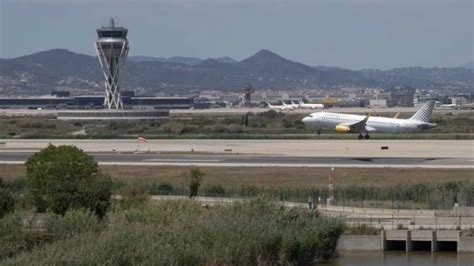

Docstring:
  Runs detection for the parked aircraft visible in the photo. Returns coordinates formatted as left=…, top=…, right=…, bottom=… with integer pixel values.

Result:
left=298, top=100, right=324, bottom=110
left=290, top=101, right=301, bottom=109
left=302, top=100, right=436, bottom=139
left=281, top=101, right=297, bottom=110
left=439, top=103, right=457, bottom=109
left=267, top=102, right=294, bottom=112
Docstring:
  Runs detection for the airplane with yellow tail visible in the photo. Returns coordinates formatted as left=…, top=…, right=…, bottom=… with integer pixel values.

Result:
left=302, top=100, right=436, bottom=139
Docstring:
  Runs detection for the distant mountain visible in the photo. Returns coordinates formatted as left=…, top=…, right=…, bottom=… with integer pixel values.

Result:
left=129, top=55, right=237, bottom=65
left=458, top=61, right=474, bottom=69
left=359, top=67, right=474, bottom=88
left=167, top=56, right=203, bottom=65
left=214, top=57, right=237, bottom=64
left=1, top=48, right=473, bottom=95
left=313, top=65, right=348, bottom=71
left=129, top=56, right=201, bottom=65
left=0, top=49, right=101, bottom=95
left=128, top=56, right=167, bottom=63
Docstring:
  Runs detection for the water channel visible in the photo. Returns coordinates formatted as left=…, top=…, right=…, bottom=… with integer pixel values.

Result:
left=328, top=251, right=474, bottom=266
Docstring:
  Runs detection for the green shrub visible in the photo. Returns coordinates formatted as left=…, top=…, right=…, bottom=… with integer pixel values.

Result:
left=4, top=199, right=343, bottom=265
left=117, top=184, right=149, bottom=209
left=2, top=179, right=27, bottom=194
left=0, top=178, right=15, bottom=218
left=345, top=224, right=380, bottom=235
left=110, top=200, right=203, bottom=227
left=149, top=182, right=174, bottom=195
left=258, top=110, right=281, bottom=119
left=0, top=213, right=27, bottom=259
left=72, top=122, right=83, bottom=127
left=207, top=184, right=226, bottom=196
left=186, top=167, right=204, bottom=198
left=25, top=145, right=112, bottom=218
left=46, top=210, right=104, bottom=240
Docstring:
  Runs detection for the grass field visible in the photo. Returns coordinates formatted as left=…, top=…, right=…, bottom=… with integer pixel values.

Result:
left=2, top=164, right=473, bottom=188
left=3, top=163, right=472, bottom=209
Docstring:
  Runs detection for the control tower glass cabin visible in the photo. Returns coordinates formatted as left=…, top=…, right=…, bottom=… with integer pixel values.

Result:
left=94, top=19, right=129, bottom=109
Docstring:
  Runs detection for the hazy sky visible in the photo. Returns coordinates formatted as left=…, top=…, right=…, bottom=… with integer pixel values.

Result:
left=1, top=0, right=472, bottom=69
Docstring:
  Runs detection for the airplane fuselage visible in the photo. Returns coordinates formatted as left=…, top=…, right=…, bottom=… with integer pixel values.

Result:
left=267, top=103, right=294, bottom=112
left=300, top=104, right=324, bottom=109
left=303, top=112, right=436, bottom=133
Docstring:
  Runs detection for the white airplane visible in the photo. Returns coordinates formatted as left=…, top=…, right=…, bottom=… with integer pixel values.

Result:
left=439, top=103, right=457, bottom=109
left=289, top=101, right=301, bottom=109
left=298, top=100, right=324, bottom=110
left=281, top=101, right=297, bottom=110
left=302, top=100, right=437, bottom=139
left=267, top=102, right=294, bottom=112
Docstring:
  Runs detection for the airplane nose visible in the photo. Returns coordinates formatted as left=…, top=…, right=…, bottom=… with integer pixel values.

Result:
left=302, top=116, right=310, bottom=124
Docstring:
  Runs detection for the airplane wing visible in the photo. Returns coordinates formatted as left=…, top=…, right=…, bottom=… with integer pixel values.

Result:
left=340, top=115, right=370, bottom=133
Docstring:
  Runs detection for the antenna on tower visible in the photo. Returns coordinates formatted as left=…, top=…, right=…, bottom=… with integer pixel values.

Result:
left=109, top=18, right=115, bottom=28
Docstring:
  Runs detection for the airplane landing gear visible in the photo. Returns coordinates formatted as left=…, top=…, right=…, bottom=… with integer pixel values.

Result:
left=358, top=134, right=363, bottom=139
left=364, top=134, right=370, bottom=139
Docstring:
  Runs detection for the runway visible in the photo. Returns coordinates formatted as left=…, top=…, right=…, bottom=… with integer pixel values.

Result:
left=1, top=139, right=473, bottom=158
left=0, top=152, right=472, bottom=168
left=1, top=139, right=472, bottom=168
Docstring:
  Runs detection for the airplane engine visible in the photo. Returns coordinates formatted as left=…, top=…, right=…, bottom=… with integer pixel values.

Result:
left=335, top=125, right=351, bottom=133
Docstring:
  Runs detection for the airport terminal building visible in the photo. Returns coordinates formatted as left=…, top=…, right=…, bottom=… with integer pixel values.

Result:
left=0, top=92, right=194, bottom=110
left=0, top=92, right=194, bottom=120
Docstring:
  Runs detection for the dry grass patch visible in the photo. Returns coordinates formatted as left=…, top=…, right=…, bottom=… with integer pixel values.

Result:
left=100, top=165, right=472, bottom=188
left=2, top=164, right=472, bottom=188
left=0, top=165, right=26, bottom=180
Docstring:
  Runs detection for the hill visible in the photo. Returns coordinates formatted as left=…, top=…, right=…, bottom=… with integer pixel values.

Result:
left=0, top=49, right=472, bottom=95
left=359, top=67, right=474, bottom=88
left=458, top=61, right=474, bottom=69
left=129, top=55, right=237, bottom=65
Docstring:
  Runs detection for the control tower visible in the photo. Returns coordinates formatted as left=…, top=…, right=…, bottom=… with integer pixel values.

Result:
left=94, top=18, right=129, bottom=109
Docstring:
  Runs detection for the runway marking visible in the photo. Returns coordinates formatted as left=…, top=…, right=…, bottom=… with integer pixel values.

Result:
left=142, top=159, right=222, bottom=162
left=0, top=161, right=24, bottom=164
left=0, top=160, right=472, bottom=169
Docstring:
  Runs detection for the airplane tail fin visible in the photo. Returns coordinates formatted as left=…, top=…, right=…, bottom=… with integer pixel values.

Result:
left=409, top=100, right=435, bottom=122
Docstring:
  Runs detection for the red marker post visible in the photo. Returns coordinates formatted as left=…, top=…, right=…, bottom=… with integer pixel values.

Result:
left=137, top=137, right=148, bottom=152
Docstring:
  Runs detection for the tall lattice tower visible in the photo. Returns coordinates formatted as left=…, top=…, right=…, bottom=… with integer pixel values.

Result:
left=95, top=18, right=129, bottom=109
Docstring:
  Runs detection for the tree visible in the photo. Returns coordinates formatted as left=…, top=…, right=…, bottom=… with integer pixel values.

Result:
left=25, top=145, right=112, bottom=218
left=0, top=178, right=15, bottom=218
left=186, top=167, right=204, bottom=198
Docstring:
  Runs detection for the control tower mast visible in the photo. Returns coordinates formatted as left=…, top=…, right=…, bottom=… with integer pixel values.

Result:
left=95, top=18, right=129, bottom=109
left=243, top=83, right=254, bottom=107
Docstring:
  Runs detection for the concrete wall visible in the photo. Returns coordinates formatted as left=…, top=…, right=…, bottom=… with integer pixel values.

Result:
left=411, top=230, right=433, bottom=241
left=385, top=230, right=408, bottom=240
left=436, top=230, right=460, bottom=241
left=338, top=232, right=474, bottom=252
left=337, top=235, right=382, bottom=251
left=453, top=207, right=474, bottom=217
left=458, top=237, right=474, bottom=252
